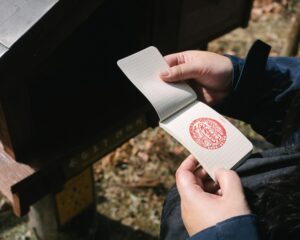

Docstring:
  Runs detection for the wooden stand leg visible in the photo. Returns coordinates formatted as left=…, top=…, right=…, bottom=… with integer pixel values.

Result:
left=282, top=4, right=300, bottom=56
left=28, top=167, right=96, bottom=240
left=29, top=195, right=67, bottom=240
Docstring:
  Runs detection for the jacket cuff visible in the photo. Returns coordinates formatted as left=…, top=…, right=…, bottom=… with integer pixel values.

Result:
left=189, top=214, right=259, bottom=240
left=215, top=40, right=271, bottom=122
left=224, top=54, right=244, bottom=90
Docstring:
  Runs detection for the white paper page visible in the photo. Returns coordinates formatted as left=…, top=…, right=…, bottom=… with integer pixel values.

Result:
left=117, top=46, right=196, bottom=121
left=160, top=101, right=253, bottom=180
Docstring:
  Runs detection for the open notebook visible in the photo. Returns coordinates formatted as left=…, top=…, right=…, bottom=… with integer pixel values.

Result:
left=117, top=47, right=253, bottom=180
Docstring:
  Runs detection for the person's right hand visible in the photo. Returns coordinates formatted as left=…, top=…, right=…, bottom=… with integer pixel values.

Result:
left=176, top=155, right=250, bottom=236
left=160, top=51, right=233, bottom=106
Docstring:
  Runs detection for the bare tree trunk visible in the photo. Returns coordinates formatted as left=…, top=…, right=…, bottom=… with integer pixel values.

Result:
left=282, top=6, right=300, bottom=56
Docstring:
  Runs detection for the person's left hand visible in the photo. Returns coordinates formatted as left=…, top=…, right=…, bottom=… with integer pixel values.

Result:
left=160, top=50, right=233, bottom=105
left=176, top=155, right=250, bottom=236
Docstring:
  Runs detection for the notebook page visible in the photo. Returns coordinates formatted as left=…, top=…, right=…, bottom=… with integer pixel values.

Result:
left=117, top=46, right=197, bottom=121
left=160, top=101, right=253, bottom=180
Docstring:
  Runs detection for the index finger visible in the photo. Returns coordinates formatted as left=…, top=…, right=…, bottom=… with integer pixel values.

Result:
left=177, top=155, right=198, bottom=172
left=214, top=168, right=243, bottom=196
left=176, top=155, right=205, bottom=195
left=164, top=53, right=184, bottom=67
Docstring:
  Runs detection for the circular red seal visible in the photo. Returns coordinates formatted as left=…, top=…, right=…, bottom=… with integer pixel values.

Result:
left=189, top=118, right=227, bottom=150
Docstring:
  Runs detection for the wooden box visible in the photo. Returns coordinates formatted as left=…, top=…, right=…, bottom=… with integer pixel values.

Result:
left=0, top=0, right=252, bottom=215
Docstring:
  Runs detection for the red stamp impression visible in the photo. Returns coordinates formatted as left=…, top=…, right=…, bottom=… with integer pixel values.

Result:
left=189, top=118, right=227, bottom=150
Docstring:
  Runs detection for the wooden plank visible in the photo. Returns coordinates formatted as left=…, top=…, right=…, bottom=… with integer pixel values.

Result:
left=0, top=103, right=14, bottom=158
left=241, top=0, right=254, bottom=28
left=0, top=145, right=34, bottom=213
left=0, top=81, right=33, bottom=160
left=0, top=43, right=7, bottom=57
left=0, top=0, right=254, bottom=218
left=0, top=0, right=105, bottom=162
left=62, top=113, right=150, bottom=179
left=178, top=0, right=253, bottom=50
left=152, top=0, right=182, bottom=54
left=0, top=110, right=150, bottom=216
left=0, top=0, right=58, bottom=48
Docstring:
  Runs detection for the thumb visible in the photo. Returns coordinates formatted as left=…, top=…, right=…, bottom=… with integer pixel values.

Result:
left=160, top=63, right=199, bottom=83
left=214, top=169, right=243, bottom=197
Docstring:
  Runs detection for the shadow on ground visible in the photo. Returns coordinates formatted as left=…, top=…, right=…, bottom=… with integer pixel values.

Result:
left=93, top=214, right=157, bottom=240
left=0, top=205, right=157, bottom=240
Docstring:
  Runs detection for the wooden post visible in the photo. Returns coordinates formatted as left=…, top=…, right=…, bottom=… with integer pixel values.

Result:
left=282, top=6, right=300, bottom=56
left=29, top=195, right=66, bottom=240
left=28, top=167, right=96, bottom=240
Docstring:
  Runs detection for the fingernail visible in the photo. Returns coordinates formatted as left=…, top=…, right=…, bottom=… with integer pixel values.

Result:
left=160, top=70, right=170, bottom=77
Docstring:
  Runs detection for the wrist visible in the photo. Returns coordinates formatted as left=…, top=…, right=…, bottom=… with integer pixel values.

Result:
left=189, top=214, right=259, bottom=240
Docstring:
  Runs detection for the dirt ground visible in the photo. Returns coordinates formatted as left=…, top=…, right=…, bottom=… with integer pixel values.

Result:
left=1, top=1, right=299, bottom=239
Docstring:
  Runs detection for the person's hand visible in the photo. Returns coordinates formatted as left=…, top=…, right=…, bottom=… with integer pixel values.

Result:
left=176, top=155, right=250, bottom=236
left=160, top=51, right=233, bottom=105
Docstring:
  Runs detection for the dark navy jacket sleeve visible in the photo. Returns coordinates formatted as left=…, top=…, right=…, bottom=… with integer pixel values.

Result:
left=216, top=40, right=300, bottom=145
left=189, top=215, right=259, bottom=240
left=185, top=41, right=300, bottom=240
